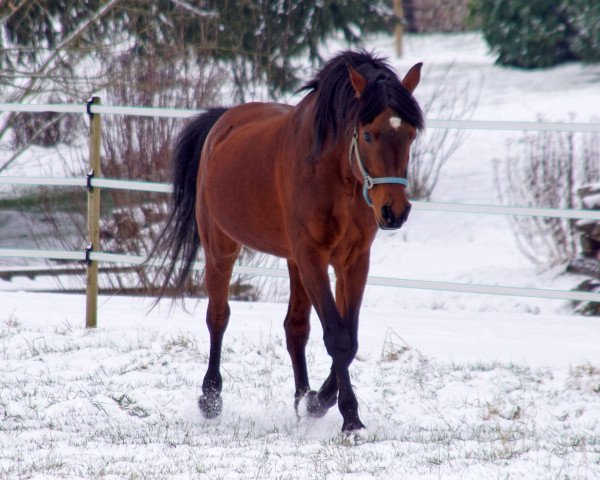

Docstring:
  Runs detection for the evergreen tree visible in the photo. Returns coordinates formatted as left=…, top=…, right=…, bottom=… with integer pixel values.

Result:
left=473, top=0, right=574, bottom=69
left=472, top=0, right=600, bottom=69
left=0, top=0, right=392, bottom=99
left=202, top=0, right=391, bottom=96
left=567, top=0, right=600, bottom=63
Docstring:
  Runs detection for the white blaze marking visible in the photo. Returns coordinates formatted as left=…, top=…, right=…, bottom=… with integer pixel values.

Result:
left=389, top=116, right=402, bottom=129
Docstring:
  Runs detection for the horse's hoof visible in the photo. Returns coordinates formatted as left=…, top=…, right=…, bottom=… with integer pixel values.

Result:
left=305, top=390, right=335, bottom=418
left=198, top=395, right=222, bottom=419
left=342, top=418, right=366, bottom=433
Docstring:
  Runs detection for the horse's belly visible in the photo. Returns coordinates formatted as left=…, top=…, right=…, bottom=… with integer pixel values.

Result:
left=216, top=206, right=291, bottom=258
left=203, top=156, right=291, bottom=258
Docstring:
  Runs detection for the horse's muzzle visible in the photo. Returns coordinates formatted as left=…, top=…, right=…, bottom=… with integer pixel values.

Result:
left=379, top=203, right=411, bottom=230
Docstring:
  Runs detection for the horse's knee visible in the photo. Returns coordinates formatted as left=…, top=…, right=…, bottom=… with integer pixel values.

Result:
left=323, top=325, right=357, bottom=368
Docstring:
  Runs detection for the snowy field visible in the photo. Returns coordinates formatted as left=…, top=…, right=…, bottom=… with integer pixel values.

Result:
left=2, top=32, right=600, bottom=479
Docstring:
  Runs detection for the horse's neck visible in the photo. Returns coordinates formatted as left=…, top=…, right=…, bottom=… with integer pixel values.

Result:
left=290, top=96, right=355, bottom=178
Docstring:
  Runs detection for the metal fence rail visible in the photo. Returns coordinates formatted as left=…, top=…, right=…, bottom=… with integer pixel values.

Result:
left=1, top=248, right=599, bottom=303
left=2, top=100, right=599, bottom=327
left=3, top=176, right=600, bottom=220
left=4, top=102, right=600, bottom=132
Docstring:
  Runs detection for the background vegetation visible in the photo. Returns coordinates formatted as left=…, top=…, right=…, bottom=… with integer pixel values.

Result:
left=471, top=0, right=600, bottom=68
left=2, top=1, right=599, bottom=295
left=0, top=0, right=393, bottom=296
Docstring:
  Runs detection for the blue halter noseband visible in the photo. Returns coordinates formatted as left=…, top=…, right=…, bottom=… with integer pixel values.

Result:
left=349, top=127, right=409, bottom=207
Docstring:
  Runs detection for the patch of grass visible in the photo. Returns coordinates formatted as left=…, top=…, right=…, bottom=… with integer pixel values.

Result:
left=161, top=331, right=200, bottom=355
left=54, top=319, right=73, bottom=336
left=379, top=328, right=411, bottom=363
left=567, top=362, right=600, bottom=394
left=483, top=400, right=522, bottom=421
left=0, top=188, right=85, bottom=213
left=111, top=393, right=151, bottom=418
left=4, top=311, right=20, bottom=329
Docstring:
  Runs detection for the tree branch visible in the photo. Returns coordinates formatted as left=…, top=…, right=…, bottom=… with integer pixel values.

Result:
left=0, top=0, right=121, bottom=144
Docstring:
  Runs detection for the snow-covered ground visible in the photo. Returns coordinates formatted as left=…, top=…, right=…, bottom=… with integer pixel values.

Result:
left=1, top=32, right=600, bottom=479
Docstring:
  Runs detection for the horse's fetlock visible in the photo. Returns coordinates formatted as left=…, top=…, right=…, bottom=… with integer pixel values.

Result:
left=202, top=373, right=222, bottom=395
left=338, top=395, right=359, bottom=414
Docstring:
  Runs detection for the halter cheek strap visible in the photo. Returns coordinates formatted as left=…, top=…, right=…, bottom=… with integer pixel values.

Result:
left=349, top=127, right=408, bottom=207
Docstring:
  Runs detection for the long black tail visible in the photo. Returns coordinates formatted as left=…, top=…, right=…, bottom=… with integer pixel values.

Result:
left=152, top=107, right=229, bottom=299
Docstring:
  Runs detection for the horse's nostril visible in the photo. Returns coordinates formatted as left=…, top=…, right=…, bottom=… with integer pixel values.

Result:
left=381, top=205, right=395, bottom=225
left=400, top=203, right=412, bottom=224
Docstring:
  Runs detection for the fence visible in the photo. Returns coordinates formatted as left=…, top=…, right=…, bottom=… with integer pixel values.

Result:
left=2, top=100, right=600, bottom=328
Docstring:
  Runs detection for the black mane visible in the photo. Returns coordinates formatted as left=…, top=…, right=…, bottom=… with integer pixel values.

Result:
left=300, top=50, right=424, bottom=156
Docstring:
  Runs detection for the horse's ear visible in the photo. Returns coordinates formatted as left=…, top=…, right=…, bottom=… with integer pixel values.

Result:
left=348, top=65, right=367, bottom=98
left=402, top=62, right=423, bottom=93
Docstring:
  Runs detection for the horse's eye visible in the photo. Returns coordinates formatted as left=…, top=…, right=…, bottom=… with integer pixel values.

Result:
left=362, top=131, right=372, bottom=143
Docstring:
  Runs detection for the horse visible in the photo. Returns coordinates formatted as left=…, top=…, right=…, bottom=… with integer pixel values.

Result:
left=154, top=50, right=424, bottom=433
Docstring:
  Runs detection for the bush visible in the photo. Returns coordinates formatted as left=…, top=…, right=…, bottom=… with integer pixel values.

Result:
left=567, top=0, right=600, bottom=62
left=495, top=124, right=600, bottom=267
left=11, top=110, right=81, bottom=148
left=472, top=0, right=600, bottom=68
left=473, top=0, right=573, bottom=68
left=408, top=66, right=479, bottom=200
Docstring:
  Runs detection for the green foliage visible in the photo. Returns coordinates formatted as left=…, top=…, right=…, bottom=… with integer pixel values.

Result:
left=471, top=0, right=600, bottom=68
left=566, top=0, right=600, bottom=62
left=205, top=1, right=392, bottom=96
left=0, top=0, right=392, bottom=97
left=472, top=0, right=573, bottom=68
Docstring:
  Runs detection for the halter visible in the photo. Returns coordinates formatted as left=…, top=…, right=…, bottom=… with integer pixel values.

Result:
left=349, top=127, right=408, bottom=207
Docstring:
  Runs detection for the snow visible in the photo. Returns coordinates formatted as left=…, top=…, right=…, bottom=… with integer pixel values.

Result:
left=1, top=31, right=600, bottom=478
left=1, top=293, right=599, bottom=479
left=583, top=194, right=600, bottom=209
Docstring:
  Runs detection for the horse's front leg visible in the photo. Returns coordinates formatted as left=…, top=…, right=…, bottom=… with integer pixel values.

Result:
left=296, top=250, right=367, bottom=432
left=304, top=252, right=370, bottom=422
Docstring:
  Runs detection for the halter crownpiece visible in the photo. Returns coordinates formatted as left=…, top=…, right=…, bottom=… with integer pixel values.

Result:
left=349, top=127, right=409, bottom=207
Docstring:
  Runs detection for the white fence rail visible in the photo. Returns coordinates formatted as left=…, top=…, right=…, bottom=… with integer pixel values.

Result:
left=3, top=175, right=600, bottom=221
left=2, top=101, right=600, bottom=327
left=2, top=247, right=600, bottom=304
left=4, top=102, right=600, bottom=131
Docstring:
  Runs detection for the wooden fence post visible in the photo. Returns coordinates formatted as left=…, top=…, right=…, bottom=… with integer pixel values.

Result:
left=394, top=0, right=404, bottom=58
left=86, top=96, right=101, bottom=328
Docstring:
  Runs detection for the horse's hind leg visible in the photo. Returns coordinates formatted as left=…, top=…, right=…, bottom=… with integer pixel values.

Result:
left=198, top=233, right=241, bottom=419
left=284, top=260, right=312, bottom=412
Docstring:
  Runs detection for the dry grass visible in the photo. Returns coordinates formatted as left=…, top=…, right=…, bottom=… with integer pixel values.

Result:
left=1, top=318, right=599, bottom=479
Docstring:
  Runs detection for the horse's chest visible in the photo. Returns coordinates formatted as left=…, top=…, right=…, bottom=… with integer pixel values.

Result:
left=332, top=221, right=375, bottom=261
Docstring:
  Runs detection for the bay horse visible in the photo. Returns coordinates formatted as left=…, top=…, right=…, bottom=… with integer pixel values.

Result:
left=155, top=50, right=424, bottom=433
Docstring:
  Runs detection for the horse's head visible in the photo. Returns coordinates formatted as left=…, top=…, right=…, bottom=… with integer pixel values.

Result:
left=348, top=62, right=423, bottom=230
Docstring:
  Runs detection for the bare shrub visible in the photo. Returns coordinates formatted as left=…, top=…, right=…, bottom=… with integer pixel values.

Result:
left=7, top=48, right=283, bottom=299
left=11, top=110, right=80, bottom=149
left=33, top=51, right=231, bottom=296
left=496, top=124, right=600, bottom=267
left=408, top=66, right=479, bottom=200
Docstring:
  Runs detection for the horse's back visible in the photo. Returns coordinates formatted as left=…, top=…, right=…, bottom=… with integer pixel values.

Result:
left=215, top=102, right=293, bottom=132
left=203, top=102, right=293, bottom=165
left=198, top=102, right=296, bottom=257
